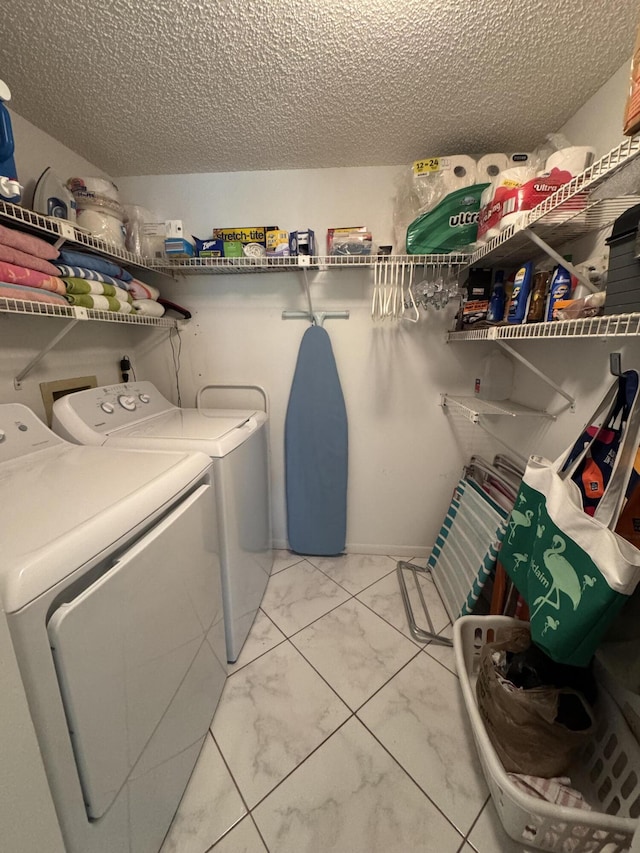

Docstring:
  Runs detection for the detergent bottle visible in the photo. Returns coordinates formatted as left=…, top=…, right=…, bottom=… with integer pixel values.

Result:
left=486, top=270, right=506, bottom=322
left=0, top=80, right=20, bottom=203
left=545, top=257, right=573, bottom=321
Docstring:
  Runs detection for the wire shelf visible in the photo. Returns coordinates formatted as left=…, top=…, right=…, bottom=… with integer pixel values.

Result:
left=442, top=395, right=554, bottom=422
left=154, top=253, right=471, bottom=275
left=470, top=134, right=640, bottom=267
left=0, top=200, right=173, bottom=286
left=0, top=298, right=178, bottom=328
left=448, top=313, right=640, bottom=342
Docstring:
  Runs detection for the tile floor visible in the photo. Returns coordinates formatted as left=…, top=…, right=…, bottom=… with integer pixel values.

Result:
left=161, top=552, right=531, bottom=853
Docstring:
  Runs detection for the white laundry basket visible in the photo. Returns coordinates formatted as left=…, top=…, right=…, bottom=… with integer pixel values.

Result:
left=454, top=616, right=640, bottom=852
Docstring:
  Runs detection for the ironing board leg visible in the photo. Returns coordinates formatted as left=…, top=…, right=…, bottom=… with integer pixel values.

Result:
left=396, top=562, right=454, bottom=647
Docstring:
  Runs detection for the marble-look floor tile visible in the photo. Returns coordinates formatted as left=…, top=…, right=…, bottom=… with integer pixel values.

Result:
left=211, top=817, right=268, bottom=853
left=270, top=550, right=305, bottom=575
left=307, top=553, right=396, bottom=595
left=260, top=560, right=350, bottom=636
left=291, top=598, right=418, bottom=710
left=160, top=734, right=246, bottom=853
left=424, top=622, right=456, bottom=675
left=253, top=717, right=462, bottom=853
left=467, top=799, right=537, bottom=853
left=358, top=652, right=487, bottom=836
left=211, top=641, right=350, bottom=808
left=228, top=609, right=286, bottom=674
left=356, top=568, right=450, bottom=646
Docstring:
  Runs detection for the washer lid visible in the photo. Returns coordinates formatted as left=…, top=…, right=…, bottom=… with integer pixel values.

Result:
left=0, top=442, right=212, bottom=612
left=105, top=408, right=267, bottom=457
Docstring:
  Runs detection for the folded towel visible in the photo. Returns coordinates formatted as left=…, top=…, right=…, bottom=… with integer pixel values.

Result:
left=126, top=278, right=160, bottom=301
left=0, top=223, right=59, bottom=260
left=64, top=293, right=134, bottom=313
left=0, top=244, right=60, bottom=276
left=132, top=299, right=165, bottom=317
left=0, top=260, right=65, bottom=295
left=0, top=281, right=68, bottom=305
left=55, top=264, right=121, bottom=287
left=58, top=249, right=132, bottom=281
left=63, top=277, right=132, bottom=302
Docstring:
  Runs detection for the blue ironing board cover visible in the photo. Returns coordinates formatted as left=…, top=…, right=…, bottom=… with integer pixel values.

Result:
left=285, top=325, right=348, bottom=555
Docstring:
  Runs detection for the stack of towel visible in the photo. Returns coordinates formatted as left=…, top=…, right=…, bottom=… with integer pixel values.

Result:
left=0, top=224, right=68, bottom=305
left=55, top=249, right=165, bottom=316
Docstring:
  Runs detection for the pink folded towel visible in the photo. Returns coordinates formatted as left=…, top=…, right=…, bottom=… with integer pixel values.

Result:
left=126, top=278, right=160, bottom=301
left=0, top=260, right=66, bottom=295
left=0, top=223, right=59, bottom=260
left=0, top=243, right=60, bottom=276
left=0, top=282, right=68, bottom=305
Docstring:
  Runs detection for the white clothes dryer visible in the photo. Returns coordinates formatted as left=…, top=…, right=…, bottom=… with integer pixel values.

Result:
left=0, top=403, right=226, bottom=853
left=53, top=381, right=273, bottom=662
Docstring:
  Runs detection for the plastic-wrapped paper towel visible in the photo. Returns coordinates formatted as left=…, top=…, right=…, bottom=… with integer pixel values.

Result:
left=545, top=146, right=595, bottom=176
left=67, top=177, right=120, bottom=202
left=76, top=207, right=126, bottom=249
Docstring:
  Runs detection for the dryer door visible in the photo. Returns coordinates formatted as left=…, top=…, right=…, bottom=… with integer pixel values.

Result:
left=47, top=483, right=225, bottom=820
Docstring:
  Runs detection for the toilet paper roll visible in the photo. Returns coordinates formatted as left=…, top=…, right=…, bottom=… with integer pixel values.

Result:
left=545, top=146, right=595, bottom=176
left=439, top=155, right=478, bottom=193
left=496, top=166, right=537, bottom=188
left=476, top=183, right=497, bottom=246
left=68, top=176, right=120, bottom=202
left=476, top=153, right=509, bottom=182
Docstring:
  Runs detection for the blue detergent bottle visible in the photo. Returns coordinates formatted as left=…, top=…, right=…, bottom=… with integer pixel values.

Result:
left=508, top=261, right=534, bottom=324
left=545, top=257, right=573, bottom=321
left=486, top=269, right=506, bottom=322
left=0, top=80, right=20, bottom=203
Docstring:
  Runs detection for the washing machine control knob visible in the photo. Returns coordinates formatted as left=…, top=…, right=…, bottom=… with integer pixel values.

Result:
left=138, top=393, right=150, bottom=404
left=101, top=402, right=115, bottom=414
left=118, top=395, right=137, bottom=411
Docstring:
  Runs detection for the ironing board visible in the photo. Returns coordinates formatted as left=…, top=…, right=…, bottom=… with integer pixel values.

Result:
left=397, top=472, right=509, bottom=645
left=285, top=325, right=348, bottom=555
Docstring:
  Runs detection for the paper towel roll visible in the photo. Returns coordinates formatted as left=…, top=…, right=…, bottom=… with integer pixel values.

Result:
left=545, top=146, right=595, bottom=176
left=68, top=176, right=120, bottom=201
left=476, top=153, right=509, bottom=182
left=77, top=208, right=126, bottom=248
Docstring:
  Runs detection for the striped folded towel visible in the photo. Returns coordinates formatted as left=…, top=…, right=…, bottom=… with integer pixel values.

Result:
left=64, top=293, right=135, bottom=313
left=63, top=278, right=132, bottom=303
left=126, top=278, right=161, bottom=301
left=58, top=249, right=132, bottom=282
left=55, top=264, right=122, bottom=287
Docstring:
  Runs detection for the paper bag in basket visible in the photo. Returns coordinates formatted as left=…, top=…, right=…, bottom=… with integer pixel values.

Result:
left=500, top=376, right=640, bottom=667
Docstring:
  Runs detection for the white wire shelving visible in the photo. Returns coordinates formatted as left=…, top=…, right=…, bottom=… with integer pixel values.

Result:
left=441, top=395, right=554, bottom=423
left=0, top=297, right=178, bottom=328
left=469, top=134, right=640, bottom=268
left=448, top=313, right=640, bottom=342
left=0, top=200, right=173, bottom=287
left=152, top=253, right=470, bottom=275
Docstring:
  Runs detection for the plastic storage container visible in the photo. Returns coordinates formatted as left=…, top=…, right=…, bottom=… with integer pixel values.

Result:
left=454, top=616, right=640, bottom=852
left=605, top=203, right=640, bottom=315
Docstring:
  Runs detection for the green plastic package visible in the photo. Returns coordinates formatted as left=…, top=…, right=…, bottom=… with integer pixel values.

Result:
left=406, top=183, right=489, bottom=254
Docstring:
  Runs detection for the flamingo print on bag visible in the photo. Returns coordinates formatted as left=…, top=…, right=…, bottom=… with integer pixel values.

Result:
left=531, top=535, right=583, bottom=618
left=508, top=508, right=533, bottom=544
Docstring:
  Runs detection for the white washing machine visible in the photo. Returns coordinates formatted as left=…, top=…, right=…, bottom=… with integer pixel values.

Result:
left=53, top=381, right=273, bottom=662
left=0, top=403, right=227, bottom=853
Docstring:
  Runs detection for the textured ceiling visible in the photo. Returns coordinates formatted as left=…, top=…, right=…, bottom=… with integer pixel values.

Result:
left=3, top=0, right=639, bottom=176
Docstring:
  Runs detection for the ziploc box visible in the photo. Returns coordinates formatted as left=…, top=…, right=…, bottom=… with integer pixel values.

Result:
left=212, top=227, right=277, bottom=258
left=164, top=237, right=195, bottom=258
left=194, top=237, right=225, bottom=257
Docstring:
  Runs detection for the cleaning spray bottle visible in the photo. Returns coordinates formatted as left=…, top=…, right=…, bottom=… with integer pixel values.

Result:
left=486, top=270, right=506, bottom=323
left=0, top=80, right=20, bottom=203
left=545, top=256, right=573, bottom=321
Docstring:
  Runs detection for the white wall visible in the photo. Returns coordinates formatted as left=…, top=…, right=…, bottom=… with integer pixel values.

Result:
left=117, top=167, right=485, bottom=554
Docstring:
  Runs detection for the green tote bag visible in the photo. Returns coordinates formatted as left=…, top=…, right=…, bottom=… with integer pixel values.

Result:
left=501, top=377, right=640, bottom=666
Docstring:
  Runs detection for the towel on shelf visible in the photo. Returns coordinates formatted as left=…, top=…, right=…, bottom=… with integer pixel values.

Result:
left=0, top=244, right=60, bottom=276
left=58, top=249, right=132, bottom=282
left=55, top=264, right=122, bottom=287
left=64, top=292, right=135, bottom=313
left=63, top=277, right=132, bottom=302
left=0, top=281, right=68, bottom=305
left=132, top=299, right=165, bottom=317
left=0, top=223, right=59, bottom=260
left=0, top=260, right=65, bottom=295
left=126, top=278, right=160, bottom=301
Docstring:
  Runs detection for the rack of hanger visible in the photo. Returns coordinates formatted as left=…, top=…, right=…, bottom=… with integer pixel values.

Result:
left=281, top=267, right=349, bottom=326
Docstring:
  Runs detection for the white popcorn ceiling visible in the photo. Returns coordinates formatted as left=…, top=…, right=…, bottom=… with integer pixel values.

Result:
left=3, top=0, right=639, bottom=176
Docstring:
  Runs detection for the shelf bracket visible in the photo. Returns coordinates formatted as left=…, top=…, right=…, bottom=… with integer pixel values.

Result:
left=496, top=340, right=575, bottom=414
left=521, top=228, right=598, bottom=294
left=14, top=308, right=88, bottom=390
